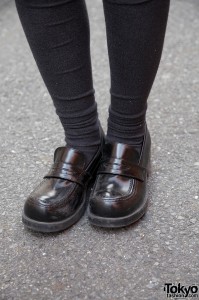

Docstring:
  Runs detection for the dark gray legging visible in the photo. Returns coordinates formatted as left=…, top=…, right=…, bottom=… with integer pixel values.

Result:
left=15, top=0, right=170, bottom=159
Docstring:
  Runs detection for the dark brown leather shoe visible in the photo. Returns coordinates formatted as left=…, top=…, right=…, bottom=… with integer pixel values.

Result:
left=88, top=124, right=151, bottom=228
left=22, top=127, right=105, bottom=232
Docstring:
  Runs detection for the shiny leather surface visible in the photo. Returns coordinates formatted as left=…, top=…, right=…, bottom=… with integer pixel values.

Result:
left=24, top=126, right=105, bottom=223
left=89, top=124, right=151, bottom=218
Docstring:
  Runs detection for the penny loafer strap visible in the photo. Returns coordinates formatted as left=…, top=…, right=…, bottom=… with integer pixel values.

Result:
left=44, top=162, right=92, bottom=186
left=97, top=158, right=147, bottom=182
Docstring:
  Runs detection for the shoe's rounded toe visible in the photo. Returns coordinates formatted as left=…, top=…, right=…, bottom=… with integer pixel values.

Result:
left=89, top=178, right=147, bottom=221
left=89, top=195, right=118, bottom=218
left=23, top=178, right=78, bottom=223
left=23, top=196, right=58, bottom=223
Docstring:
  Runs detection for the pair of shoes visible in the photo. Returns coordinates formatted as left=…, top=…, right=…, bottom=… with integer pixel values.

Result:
left=22, top=124, right=151, bottom=232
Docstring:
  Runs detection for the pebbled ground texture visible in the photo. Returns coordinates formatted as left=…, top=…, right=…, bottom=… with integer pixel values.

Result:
left=0, top=0, right=199, bottom=299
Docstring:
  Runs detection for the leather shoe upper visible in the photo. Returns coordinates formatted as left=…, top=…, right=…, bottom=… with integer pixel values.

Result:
left=89, top=125, right=151, bottom=218
left=24, top=128, right=105, bottom=223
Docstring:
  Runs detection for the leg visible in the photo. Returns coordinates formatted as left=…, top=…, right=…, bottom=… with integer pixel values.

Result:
left=103, top=0, right=170, bottom=154
left=15, top=0, right=101, bottom=165
left=88, top=0, right=170, bottom=227
left=15, top=0, right=105, bottom=232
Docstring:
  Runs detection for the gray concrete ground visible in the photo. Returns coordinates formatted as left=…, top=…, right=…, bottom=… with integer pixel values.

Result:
left=0, top=0, right=199, bottom=299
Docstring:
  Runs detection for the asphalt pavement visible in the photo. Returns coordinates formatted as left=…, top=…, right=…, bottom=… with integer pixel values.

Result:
left=0, top=0, right=199, bottom=299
